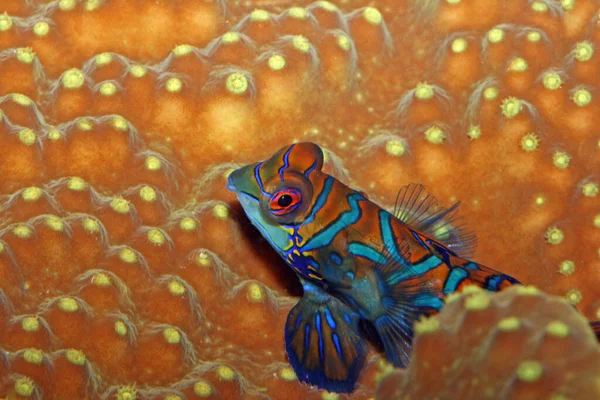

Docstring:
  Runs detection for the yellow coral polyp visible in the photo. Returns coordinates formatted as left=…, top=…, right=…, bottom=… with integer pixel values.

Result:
left=222, top=32, right=241, bottom=44
left=546, top=321, right=570, bottom=337
left=33, top=21, right=49, bottom=36
left=545, top=226, right=564, bottom=245
left=385, top=139, right=406, bottom=156
left=22, top=186, right=43, bottom=202
left=145, top=155, right=162, bottom=171
left=527, top=31, right=541, bottom=42
left=565, top=288, right=582, bottom=305
left=216, top=365, right=236, bottom=381
left=363, top=7, right=383, bottom=25
left=517, top=360, right=543, bottom=382
left=62, top=68, right=85, bottom=89
left=57, top=297, right=79, bottom=312
left=268, top=54, right=286, bottom=71
left=0, top=12, right=13, bottom=32
left=279, top=366, right=297, bottom=381
left=66, top=349, right=86, bottom=365
left=226, top=73, right=249, bottom=95
left=112, top=117, right=128, bottom=131
left=582, top=183, right=599, bottom=197
left=574, top=41, right=594, bottom=62
left=83, top=218, right=100, bottom=233
left=93, top=272, right=112, bottom=287
left=543, top=72, right=562, bottom=90
left=14, top=377, right=35, bottom=397
left=250, top=9, right=270, bottom=22
left=22, top=316, right=40, bottom=332
left=12, top=93, right=33, bottom=106
left=16, top=48, right=36, bottom=64
left=414, top=315, right=441, bottom=334
left=467, top=125, right=481, bottom=140
left=196, top=251, right=211, bottom=266
left=593, top=214, right=600, bottom=228
left=558, top=260, right=575, bottom=275
left=85, top=0, right=102, bottom=11
left=13, top=225, right=33, bottom=239
left=424, top=126, right=445, bottom=144
left=114, top=320, right=128, bottom=336
left=168, top=280, right=186, bottom=295
left=483, top=87, right=499, bottom=100
left=129, top=65, right=147, bottom=78
left=213, top=204, right=229, bottom=219
left=464, top=292, right=491, bottom=310
left=59, top=0, right=77, bottom=11
left=292, top=35, right=311, bottom=53
left=552, top=151, right=571, bottom=169
left=336, top=34, right=351, bottom=51
left=288, top=7, right=308, bottom=20
left=116, top=386, right=137, bottom=400
left=77, top=119, right=93, bottom=131
left=23, top=348, right=44, bottom=365
left=501, top=97, right=522, bottom=118
left=67, top=177, right=87, bottom=191
left=110, top=197, right=131, bottom=214
left=194, top=380, right=212, bottom=397
left=163, top=328, right=181, bottom=344
left=166, top=77, right=183, bottom=93
left=520, top=133, right=540, bottom=152
left=45, top=216, right=65, bottom=232
left=561, top=0, right=575, bottom=10
left=451, top=38, right=468, bottom=54
left=487, top=28, right=505, bottom=43
left=415, top=82, right=435, bottom=100
left=147, top=229, right=166, bottom=245
left=119, top=248, right=137, bottom=263
left=497, top=316, right=521, bottom=331
left=572, top=88, right=592, bottom=107
left=531, top=1, right=549, bottom=12
left=173, top=44, right=193, bottom=57
left=95, top=52, right=113, bottom=66
left=247, top=282, right=264, bottom=302
left=179, top=217, right=197, bottom=231
left=99, top=82, right=118, bottom=96
left=139, top=185, right=157, bottom=202
left=509, top=57, right=528, bottom=72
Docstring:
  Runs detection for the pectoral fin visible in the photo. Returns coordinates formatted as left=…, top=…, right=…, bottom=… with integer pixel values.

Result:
left=285, top=280, right=367, bottom=393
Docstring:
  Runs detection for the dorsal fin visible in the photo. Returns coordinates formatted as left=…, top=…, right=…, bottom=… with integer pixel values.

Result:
left=391, top=183, right=477, bottom=258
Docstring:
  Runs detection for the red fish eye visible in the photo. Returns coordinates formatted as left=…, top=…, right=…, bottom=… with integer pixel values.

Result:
left=269, top=189, right=302, bottom=215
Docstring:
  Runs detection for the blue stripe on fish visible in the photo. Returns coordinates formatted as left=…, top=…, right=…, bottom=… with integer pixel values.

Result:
left=325, top=309, right=337, bottom=329
left=279, top=144, right=295, bottom=183
left=348, top=242, right=387, bottom=263
left=254, top=163, right=270, bottom=196
left=330, top=252, right=343, bottom=266
left=443, top=268, right=469, bottom=295
left=316, top=312, right=324, bottom=363
left=387, top=254, right=442, bottom=286
left=304, top=323, right=311, bottom=360
left=332, top=332, right=343, bottom=359
left=304, top=160, right=318, bottom=177
left=379, top=211, right=409, bottom=267
left=301, top=193, right=364, bottom=251
left=413, top=293, right=444, bottom=310
left=304, top=176, right=334, bottom=224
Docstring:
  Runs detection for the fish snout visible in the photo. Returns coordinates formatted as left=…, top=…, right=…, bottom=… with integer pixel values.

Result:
left=226, top=172, right=236, bottom=191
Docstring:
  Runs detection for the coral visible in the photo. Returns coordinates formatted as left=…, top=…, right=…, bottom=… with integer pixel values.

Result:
left=376, top=285, right=600, bottom=400
left=0, top=0, right=598, bottom=399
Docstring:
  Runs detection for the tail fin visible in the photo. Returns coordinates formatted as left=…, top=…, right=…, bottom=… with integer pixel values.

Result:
left=590, top=321, right=600, bottom=341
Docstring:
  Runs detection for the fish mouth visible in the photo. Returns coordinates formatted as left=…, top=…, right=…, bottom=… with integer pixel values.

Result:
left=226, top=173, right=236, bottom=191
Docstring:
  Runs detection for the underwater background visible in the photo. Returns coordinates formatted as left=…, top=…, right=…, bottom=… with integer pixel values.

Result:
left=0, top=0, right=599, bottom=398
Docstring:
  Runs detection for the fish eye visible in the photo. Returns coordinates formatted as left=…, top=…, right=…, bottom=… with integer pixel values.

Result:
left=269, top=188, right=302, bottom=215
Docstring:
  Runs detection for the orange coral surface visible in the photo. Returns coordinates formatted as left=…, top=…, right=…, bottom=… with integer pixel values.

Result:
left=0, top=0, right=599, bottom=399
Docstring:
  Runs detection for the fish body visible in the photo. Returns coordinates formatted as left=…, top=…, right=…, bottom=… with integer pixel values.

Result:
left=227, top=142, right=520, bottom=393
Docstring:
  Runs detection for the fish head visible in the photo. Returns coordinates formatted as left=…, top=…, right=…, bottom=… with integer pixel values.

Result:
left=227, top=142, right=325, bottom=255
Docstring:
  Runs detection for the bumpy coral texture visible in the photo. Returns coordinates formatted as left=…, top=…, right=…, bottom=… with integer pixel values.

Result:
left=0, top=0, right=598, bottom=399
left=376, top=285, right=600, bottom=400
